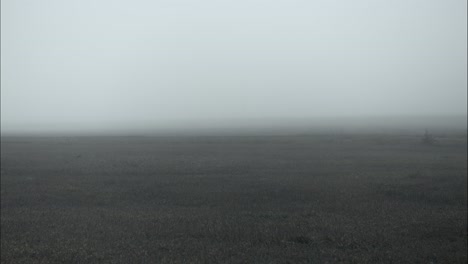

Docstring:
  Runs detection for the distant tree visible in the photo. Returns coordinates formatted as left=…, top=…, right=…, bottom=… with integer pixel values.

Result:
left=421, top=129, right=436, bottom=145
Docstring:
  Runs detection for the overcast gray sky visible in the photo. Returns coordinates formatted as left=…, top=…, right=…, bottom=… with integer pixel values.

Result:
left=1, top=0, right=467, bottom=133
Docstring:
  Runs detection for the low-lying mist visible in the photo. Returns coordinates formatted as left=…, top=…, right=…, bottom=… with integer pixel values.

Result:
left=2, top=115, right=466, bottom=137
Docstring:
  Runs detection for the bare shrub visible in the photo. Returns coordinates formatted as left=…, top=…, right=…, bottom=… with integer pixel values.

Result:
left=422, top=129, right=436, bottom=145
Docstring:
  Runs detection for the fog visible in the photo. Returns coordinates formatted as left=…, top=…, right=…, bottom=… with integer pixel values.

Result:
left=1, top=0, right=467, bottom=135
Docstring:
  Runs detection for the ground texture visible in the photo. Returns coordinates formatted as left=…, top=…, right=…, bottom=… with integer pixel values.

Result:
left=1, top=134, right=467, bottom=263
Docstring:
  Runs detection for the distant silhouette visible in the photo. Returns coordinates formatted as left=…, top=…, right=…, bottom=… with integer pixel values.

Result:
left=421, top=129, right=436, bottom=145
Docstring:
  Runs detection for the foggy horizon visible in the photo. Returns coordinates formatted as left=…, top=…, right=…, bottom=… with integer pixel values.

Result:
left=1, top=2, right=467, bottom=262
left=1, top=0, right=467, bottom=135
left=1, top=114, right=466, bottom=137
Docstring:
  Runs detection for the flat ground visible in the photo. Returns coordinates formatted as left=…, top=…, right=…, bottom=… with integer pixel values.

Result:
left=1, top=134, right=467, bottom=263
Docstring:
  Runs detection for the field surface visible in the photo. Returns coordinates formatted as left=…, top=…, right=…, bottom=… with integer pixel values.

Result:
left=1, top=134, right=467, bottom=263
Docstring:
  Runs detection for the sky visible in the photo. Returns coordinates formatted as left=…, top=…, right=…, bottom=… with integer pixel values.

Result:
left=1, top=0, right=467, bottom=134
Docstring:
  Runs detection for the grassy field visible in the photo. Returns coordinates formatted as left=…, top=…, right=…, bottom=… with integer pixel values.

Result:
left=1, top=133, right=466, bottom=263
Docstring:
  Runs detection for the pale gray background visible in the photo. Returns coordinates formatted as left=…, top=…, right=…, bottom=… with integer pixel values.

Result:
left=1, top=0, right=467, bottom=134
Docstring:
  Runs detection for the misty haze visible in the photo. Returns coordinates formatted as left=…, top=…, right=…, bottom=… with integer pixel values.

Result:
left=1, top=0, right=467, bottom=263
